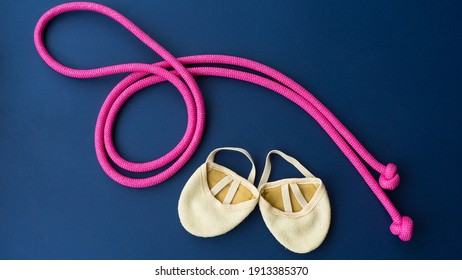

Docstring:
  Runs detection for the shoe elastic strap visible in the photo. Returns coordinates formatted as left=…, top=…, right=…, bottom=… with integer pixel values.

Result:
left=210, top=176, right=233, bottom=196
left=209, top=176, right=243, bottom=205
left=290, top=183, right=309, bottom=208
left=206, top=147, right=256, bottom=185
left=259, top=150, right=314, bottom=187
left=279, top=183, right=309, bottom=213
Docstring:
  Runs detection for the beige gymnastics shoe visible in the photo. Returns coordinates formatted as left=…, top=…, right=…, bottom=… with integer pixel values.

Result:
left=258, top=150, right=331, bottom=254
left=178, top=147, right=260, bottom=237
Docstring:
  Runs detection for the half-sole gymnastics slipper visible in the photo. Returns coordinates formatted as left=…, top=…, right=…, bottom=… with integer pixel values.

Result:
left=258, top=150, right=331, bottom=254
left=178, top=147, right=259, bottom=237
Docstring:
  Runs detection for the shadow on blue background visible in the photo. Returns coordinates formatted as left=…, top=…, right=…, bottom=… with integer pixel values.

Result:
left=0, top=0, right=461, bottom=259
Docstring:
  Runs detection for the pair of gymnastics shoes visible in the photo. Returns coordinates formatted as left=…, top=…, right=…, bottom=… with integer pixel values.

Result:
left=178, top=147, right=331, bottom=254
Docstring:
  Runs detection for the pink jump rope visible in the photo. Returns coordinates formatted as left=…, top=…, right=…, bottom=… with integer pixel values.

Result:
left=34, top=2, right=413, bottom=241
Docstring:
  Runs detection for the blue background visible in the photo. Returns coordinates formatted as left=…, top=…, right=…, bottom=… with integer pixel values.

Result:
left=1, top=0, right=461, bottom=259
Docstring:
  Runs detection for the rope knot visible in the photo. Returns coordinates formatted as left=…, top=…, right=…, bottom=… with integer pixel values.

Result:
left=390, top=216, right=413, bottom=241
left=379, top=163, right=400, bottom=190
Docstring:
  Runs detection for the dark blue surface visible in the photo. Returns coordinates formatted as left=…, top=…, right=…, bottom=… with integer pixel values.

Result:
left=1, top=0, right=461, bottom=259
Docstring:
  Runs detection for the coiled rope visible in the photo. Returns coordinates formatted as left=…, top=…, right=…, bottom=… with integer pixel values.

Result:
left=34, top=2, right=413, bottom=241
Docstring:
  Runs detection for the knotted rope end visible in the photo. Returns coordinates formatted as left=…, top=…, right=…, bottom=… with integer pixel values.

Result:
left=379, top=163, right=400, bottom=190
left=390, top=216, right=413, bottom=241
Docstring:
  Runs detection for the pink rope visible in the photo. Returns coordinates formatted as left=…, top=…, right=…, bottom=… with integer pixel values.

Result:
left=34, top=2, right=413, bottom=241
